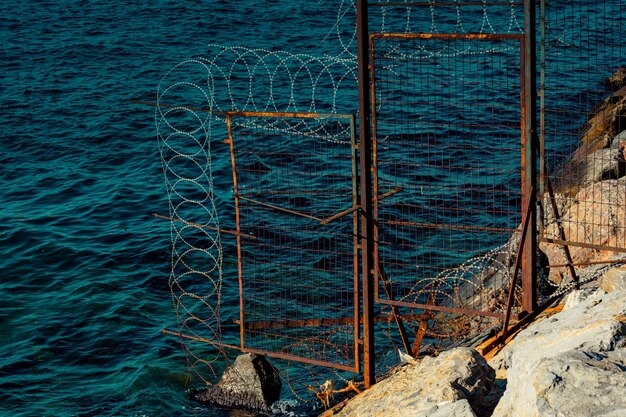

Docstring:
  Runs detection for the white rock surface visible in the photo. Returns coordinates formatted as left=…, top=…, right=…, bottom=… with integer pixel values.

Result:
left=599, top=266, right=626, bottom=292
left=490, top=289, right=626, bottom=417
left=335, top=348, right=493, bottom=417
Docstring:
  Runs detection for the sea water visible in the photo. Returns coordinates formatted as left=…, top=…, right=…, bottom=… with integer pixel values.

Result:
left=1, top=1, right=623, bottom=416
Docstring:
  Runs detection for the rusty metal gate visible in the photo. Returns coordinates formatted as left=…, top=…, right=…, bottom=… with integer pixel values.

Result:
left=370, top=33, right=527, bottom=319
left=226, top=111, right=360, bottom=371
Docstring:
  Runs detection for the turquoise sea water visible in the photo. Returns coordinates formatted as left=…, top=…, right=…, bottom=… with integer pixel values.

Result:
left=1, top=2, right=345, bottom=415
left=2, top=1, right=624, bottom=416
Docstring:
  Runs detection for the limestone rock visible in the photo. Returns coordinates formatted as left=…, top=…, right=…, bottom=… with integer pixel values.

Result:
left=541, top=177, right=626, bottom=284
left=599, top=266, right=626, bottom=292
left=194, top=353, right=281, bottom=412
left=611, top=130, right=626, bottom=150
left=519, top=350, right=626, bottom=417
left=335, top=348, right=494, bottom=417
left=603, top=67, right=626, bottom=90
left=581, top=82, right=626, bottom=147
left=582, top=148, right=624, bottom=185
left=562, top=287, right=600, bottom=311
left=411, top=399, right=477, bottom=417
left=490, top=289, right=626, bottom=417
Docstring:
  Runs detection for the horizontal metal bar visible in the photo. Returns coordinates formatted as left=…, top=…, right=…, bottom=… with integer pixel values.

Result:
left=320, top=205, right=361, bottom=225
left=235, top=312, right=429, bottom=330
left=153, top=213, right=256, bottom=239
left=161, top=329, right=242, bottom=351
left=541, top=238, right=626, bottom=254
left=132, top=100, right=353, bottom=119
left=376, top=298, right=509, bottom=319
left=244, top=347, right=358, bottom=373
left=546, top=259, right=626, bottom=269
left=376, top=186, right=404, bottom=202
left=371, top=2, right=523, bottom=7
left=371, top=32, right=524, bottom=41
left=225, top=110, right=354, bottom=119
left=384, top=219, right=516, bottom=233
left=237, top=196, right=323, bottom=222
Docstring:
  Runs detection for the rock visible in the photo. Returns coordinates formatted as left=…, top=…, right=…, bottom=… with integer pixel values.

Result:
left=579, top=82, right=626, bottom=150
left=494, top=350, right=626, bottom=417
left=489, top=289, right=626, bottom=417
left=335, top=348, right=494, bottom=417
left=603, top=67, right=626, bottom=90
left=411, top=399, right=477, bottom=417
left=541, top=177, right=626, bottom=284
left=611, top=130, right=626, bottom=150
left=582, top=148, right=624, bottom=185
left=599, top=266, right=626, bottom=292
left=551, top=148, right=623, bottom=201
left=194, top=353, right=281, bottom=412
left=562, top=287, right=599, bottom=311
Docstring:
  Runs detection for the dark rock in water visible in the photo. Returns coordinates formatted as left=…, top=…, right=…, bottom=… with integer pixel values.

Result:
left=603, top=67, right=626, bottom=90
left=194, top=353, right=281, bottom=412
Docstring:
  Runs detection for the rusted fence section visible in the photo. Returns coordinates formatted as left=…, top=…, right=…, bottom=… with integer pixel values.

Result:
left=538, top=0, right=626, bottom=287
left=226, top=112, right=360, bottom=371
left=370, top=33, right=526, bottom=319
left=154, top=0, right=626, bottom=401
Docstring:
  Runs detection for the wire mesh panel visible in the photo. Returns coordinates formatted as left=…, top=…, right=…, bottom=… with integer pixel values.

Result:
left=540, top=1, right=626, bottom=263
left=226, top=112, right=359, bottom=371
left=371, top=33, right=525, bottom=317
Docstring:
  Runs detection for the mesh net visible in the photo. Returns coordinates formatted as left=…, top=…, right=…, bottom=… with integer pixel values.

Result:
left=154, top=0, right=626, bottom=409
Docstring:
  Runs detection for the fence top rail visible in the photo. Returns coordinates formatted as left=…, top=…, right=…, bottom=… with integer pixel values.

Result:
left=225, top=111, right=354, bottom=119
left=370, top=2, right=524, bottom=6
left=370, top=32, right=524, bottom=41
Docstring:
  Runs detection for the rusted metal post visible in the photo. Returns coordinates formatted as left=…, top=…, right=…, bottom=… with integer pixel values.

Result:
left=357, top=0, right=376, bottom=387
left=226, top=115, right=246, bottom=349
left=522, top=0, right=538, bottom=314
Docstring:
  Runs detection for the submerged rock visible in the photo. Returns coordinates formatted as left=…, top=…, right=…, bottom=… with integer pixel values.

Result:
left=603, top=67, right=626, bottom=90
left=194, top=353, right=281, bottom=412
left=335, top=347, right=494, bottom=417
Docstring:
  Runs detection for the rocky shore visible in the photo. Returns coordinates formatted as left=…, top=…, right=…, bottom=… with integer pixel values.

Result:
left=324, top=69, right=626, bottom=417
left=332, top=277, right=626, bottom=417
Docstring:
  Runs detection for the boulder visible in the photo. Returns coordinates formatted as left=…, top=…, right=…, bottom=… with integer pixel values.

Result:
left=551, top=147, right=623, bottom=201
left=194, top=353, right=281, bottom=412
left=599, top=266, right=626, bottom=293
left=541, top=177, right=626, bottom=284
left=498, top=350, right=626, bottom=417
left=611, top=130, right=626, bottom=150
left=335, top=348, right=494, bottom=417
left=562, top=287, right=599, bottom=311
left=580, top=148, right=624, bottom=185
left=490, top=289, right=626, bottom=417
left=603, top=67, right=626, bottom=90
left=580, top=96, right=626, bottom=149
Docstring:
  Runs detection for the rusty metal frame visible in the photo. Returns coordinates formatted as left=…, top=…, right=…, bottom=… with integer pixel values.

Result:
left=536, top=0, right=626, bottom=256
left=226, top=110, right=361, bottom=372
left=370, top=32, right=526, bottom=319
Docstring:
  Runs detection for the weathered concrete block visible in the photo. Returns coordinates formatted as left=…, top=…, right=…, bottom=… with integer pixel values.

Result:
left=194, top=353, right=281, bottom=412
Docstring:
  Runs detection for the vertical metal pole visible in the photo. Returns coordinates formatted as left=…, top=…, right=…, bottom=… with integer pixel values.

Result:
left=539, top=0, right=546, bottom=199
left=538, top=0, right=546, bottom=238
left=357, top=0, right=376, bottom=387
left=350, top=115, right=361, bottom=373
left=522, top=0, right=538, bottom=314
left=226, top=116, right=246, bottom=349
